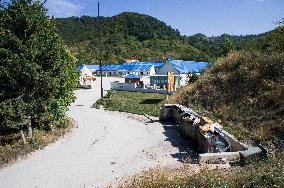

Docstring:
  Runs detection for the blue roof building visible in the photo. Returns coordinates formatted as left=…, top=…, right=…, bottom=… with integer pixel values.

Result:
left=157, top=60, right=209, bottom=75
left=155, top=60, right=209, bottom=86
left=96, top=63, right=156, bottom=77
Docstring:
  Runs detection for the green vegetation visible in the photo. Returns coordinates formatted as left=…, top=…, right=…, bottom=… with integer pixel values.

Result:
left=0, top=0, right=77, bottom=132
left=0, top=0, right=77, bottom=163
left=55, top=13, right=271, bottom=65
left=56, top=13, right=210, bottom=65
left=94, top=90, right=167, bottom=117
left=220, top=37, right=235, bottom=56
left=121, top=153, right=284, bottom=188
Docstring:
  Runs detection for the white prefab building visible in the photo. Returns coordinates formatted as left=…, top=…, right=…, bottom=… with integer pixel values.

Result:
left=78, top=64, right=100, bottom=75
left=77, top=65, right=95, bottom=89
left=79, top=65, right=93, bottom=76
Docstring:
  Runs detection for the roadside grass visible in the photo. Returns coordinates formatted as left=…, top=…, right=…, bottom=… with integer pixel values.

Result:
left=94, top=90, right=167, bottom=117
left=0, top=118, right=74, bottom=168
left=120, top=153, right=284, bottom=188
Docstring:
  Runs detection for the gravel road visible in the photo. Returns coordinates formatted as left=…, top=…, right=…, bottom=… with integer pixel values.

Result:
left=0, top=77, right=194, bottom=188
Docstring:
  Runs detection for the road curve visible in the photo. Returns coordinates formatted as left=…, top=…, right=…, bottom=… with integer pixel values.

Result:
left=0, top=78, right=191, bottom=188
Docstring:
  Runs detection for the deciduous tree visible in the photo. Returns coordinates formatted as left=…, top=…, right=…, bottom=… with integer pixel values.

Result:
left=0, top=0, right=77, bottom=133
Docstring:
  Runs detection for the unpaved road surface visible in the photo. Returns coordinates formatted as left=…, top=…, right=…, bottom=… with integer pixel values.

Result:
left=0, top=77, right=195, bottom=188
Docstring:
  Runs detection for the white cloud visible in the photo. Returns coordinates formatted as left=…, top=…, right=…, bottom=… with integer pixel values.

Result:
left=44, top=0, right=84, bottom=17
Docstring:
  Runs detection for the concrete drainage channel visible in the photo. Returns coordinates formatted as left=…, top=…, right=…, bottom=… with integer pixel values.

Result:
left=159, top=104, right=266, bottom=165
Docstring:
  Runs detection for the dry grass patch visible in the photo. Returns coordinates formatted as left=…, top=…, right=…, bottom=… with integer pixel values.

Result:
left=0, top=118, right=74, bottom=168
left=120, top=153, right=284, bottom=188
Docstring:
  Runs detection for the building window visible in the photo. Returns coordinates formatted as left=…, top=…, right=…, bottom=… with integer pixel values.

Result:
left=141, top=72, right=143, bottom=75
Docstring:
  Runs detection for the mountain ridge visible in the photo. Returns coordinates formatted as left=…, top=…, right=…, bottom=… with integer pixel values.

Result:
left=55, top=12, right=272, bottom=64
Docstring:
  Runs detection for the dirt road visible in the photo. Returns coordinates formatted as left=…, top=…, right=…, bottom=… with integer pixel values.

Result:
left=0, top=77, right=194, bottom=188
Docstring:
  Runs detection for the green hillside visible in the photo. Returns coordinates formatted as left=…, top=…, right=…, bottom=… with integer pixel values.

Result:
left=55, top=12, right=270, bottom=65
left=55, top=12, right=209, bottom=64
left=187, top=32, right=271, bottom=58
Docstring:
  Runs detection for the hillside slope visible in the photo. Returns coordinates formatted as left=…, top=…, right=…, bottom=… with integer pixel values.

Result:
left=55, top=12, right=271, bottom=65
left=171, top=51, right=284, bottom=144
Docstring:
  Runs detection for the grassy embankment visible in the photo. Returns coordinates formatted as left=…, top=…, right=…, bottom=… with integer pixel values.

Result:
left=94, top=90, right=167, bottom=117
left=0, top=118, right=74, bottom=168
left=170, top=51, right=284, bottom=145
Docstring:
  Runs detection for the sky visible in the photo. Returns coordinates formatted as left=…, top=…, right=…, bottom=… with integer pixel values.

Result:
left=43, top=0, right=283, bottom=36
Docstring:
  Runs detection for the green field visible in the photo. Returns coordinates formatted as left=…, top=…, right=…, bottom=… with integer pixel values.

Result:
left=94, top=90, right=167, bottom=117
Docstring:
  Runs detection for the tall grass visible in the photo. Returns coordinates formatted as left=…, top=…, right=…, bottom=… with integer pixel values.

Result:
left=170, top=51, right=284, bottom=144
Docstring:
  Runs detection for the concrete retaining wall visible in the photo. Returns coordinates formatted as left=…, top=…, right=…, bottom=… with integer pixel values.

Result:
left=160, top=104, right=264, bottom=164
left=199, top=152, right=241, bottom=164
left=222, top=130, right=248, bottom=152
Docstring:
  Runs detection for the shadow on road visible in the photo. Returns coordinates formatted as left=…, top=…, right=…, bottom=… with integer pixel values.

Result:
left=162, top=125, right=199, bottom=164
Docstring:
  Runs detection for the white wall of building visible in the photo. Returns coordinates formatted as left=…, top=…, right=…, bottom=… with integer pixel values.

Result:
left=96, top=66, right=156, bottom=77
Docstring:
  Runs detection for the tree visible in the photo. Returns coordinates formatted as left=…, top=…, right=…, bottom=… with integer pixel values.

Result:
left=263, top=19, right=284, bottom=53
left=220, top=37, right=235, bottom=56
left=0, top=0, right=77, bottom=134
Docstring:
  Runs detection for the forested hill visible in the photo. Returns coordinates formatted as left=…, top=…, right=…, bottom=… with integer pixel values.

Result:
left=187, top=32, right=271, bottom=58
left=56, top=12, right=181, bottom=44
left=55, top=12, right=204, bottom=64
left=55, top=12, right=272, bottom=64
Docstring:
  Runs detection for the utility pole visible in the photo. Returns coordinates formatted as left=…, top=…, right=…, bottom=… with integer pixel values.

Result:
left=98, top=0, right=103, bottom=98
